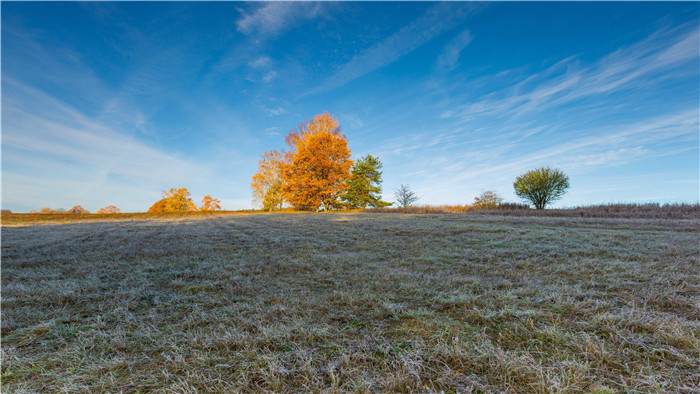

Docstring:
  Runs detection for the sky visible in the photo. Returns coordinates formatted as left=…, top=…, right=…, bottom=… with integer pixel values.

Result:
left=2, top=1, right=698, bottom=212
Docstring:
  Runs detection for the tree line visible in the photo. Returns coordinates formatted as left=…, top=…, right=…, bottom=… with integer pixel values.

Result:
left=27, top=205, right=122, bottom=214
left=20, top=112, right=571, bottom=214
left=251, top=112, right=570, bottom=211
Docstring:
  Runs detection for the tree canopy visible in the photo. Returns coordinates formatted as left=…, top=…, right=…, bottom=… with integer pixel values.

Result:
left=251, top=150, right=285, bottom=211
left=473, top=190, right=502, bottom=209
left=281, top=112, right=353, bottom=211
left=67, top=205, right=89, bottom=214
left=200, top=195, right=222, bottom=211
left=148, top=188, right=197, bottom=213
left=96, top=205, right=121, bottom=214
left=342, top=155, right=392, bottom=209
left=513, top=167, right=570, bottom=209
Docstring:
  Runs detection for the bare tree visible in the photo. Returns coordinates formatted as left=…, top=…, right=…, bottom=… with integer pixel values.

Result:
left=394, top=184, right=420, bottom=208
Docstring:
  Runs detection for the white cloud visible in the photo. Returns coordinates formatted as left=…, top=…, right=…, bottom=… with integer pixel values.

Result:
left=248, top=56, right=272, bottom=69
left=435, top=30, right=472, bottom=72
left=262, top=127, right=280, bottom=136
left=262, top=70, right=278, bottom=83
left=262, top=106, right=286, bottom=116
left=236, top=2, right=325, bottom=37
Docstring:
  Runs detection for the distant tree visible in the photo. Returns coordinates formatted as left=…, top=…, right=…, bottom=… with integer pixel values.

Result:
left=394, top=184, right=420, bottom=208
left=251, top=150, right=285, bottom=211
left=281, top=112, right=353, bottom=211
left=148, top=188, right=197, bottom=213
left=473, top=190, right=502, bottom=209
left=341, top=155, right=392, bottom=209
left=1, top=209, right=12, bottom=214
left=200, top=195, right=222, bottom=211
left=96, top=205, right=122, bottom=214
left=513, top=167, right=570, bottom=209
left=39, top=207, right=54, bottom=214
left=67, top=205, right=89, bottom=214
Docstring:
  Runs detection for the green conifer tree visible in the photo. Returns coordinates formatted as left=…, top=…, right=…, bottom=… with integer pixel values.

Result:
left=341, top=155, right=392, bottom=209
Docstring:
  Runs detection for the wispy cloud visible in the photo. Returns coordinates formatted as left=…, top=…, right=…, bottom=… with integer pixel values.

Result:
left=262, top=127, right=280, bottom=136
left=262, top=106, right=287, bottom=116
left=262, top=70, right=278, bottom=83
left=304, top=3, right=479, bottom=97
left=2, top=79, right=211, bottom=212
left=435, top=30, right=472, bottom=72
left=442, top=26, right=699, bottom=122
left=248, top=55, right=272, bottom=69
left=236, top=2, right=326, bottom=37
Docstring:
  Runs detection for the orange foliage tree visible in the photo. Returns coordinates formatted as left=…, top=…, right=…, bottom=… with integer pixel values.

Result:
left=251, top=150, right=286, bottom=211
left=148, top=188, right=197, bottom=212
left=281, top=112, right=353, bottom=211
left=67, top=205, right=89, bottom=214
left=200, top=195, right=222, bottom=211
left=96, top=205, right=122, bottom=214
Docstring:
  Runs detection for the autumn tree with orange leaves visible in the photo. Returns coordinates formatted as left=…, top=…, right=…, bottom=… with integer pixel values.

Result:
left=281, top=112, right=353, bottom=211
left=200, top=195, right=222, bottom=211
left=251, top=150, right=286, bottom=211
left=96, top=205, right=122, bottom=214
left=148, top=188, right=198, bottom=213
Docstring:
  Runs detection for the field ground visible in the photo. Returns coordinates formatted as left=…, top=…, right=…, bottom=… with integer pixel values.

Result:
left=1, top=212, right=699, bottom=392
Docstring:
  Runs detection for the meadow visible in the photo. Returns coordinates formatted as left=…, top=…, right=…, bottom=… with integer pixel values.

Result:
left=1, top=212, right=698, bottom=392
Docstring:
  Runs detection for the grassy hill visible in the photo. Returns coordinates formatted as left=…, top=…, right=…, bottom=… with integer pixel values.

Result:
left=2, top=212, right=698, bottom=391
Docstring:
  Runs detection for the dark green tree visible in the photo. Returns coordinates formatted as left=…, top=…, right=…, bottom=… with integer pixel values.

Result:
left=341, top=155, right=392, bottom=209
left=513, top=167, right=570, bottom=209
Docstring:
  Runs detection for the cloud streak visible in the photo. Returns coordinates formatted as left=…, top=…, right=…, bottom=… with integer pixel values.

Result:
left=435, top=30, right=472, bottom=72
left=304, top=3, right=479, bottom=97
left=442, top=27, right=699, bottom=122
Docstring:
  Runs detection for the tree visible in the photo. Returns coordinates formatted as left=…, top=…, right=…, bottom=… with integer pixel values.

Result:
left=251, top=150, right=285, bottom=211
left=341, top=155, right=392, bottom=209
left=96, top=205, right=122, bottom=214
left=394, top=184, right=420, bottom=208
left=513, top=167, right=570, bottom=209
left=262, top=182, right=284, bottom=212
left=200, top=195, right=222, bottom=211
left=148, top=188, right=197, bottom=213
left=473, top=190, right=502, bottom=209
left=40, top=207, right=54, bottom=214
left=67, top=205, right=89, bottom=214
left=281, top=112, right=353, bottom=211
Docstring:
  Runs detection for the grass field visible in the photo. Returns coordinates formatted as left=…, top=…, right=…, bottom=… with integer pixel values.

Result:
left=2, top=212, right=699, bottom=392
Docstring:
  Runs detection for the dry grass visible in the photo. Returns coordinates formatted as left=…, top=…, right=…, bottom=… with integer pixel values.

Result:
left=2, top=212, right=699, bottom=392
left=368, top=203, right=700, bottom=219
left=0, top=211, right=259, bottom=226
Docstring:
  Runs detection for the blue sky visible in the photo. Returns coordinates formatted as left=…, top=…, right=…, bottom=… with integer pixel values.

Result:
left=2, top=2, right=698, bottom=212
